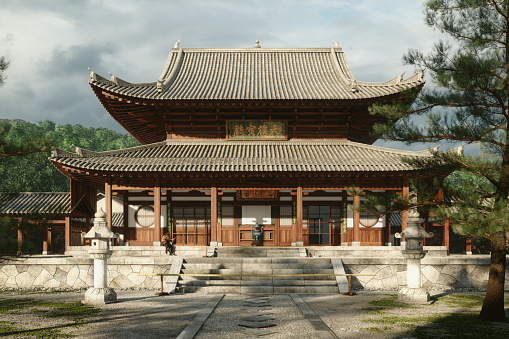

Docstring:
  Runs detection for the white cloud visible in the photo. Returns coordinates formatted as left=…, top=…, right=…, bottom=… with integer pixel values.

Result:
left=0, top=0, right=444, bottom=143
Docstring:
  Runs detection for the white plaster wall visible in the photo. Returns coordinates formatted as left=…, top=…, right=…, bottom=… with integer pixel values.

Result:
left=97, top=195, right=124, bottom=213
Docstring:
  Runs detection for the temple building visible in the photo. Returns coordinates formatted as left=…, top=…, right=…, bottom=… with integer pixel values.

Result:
left=49, top=41, right=445, bottom=248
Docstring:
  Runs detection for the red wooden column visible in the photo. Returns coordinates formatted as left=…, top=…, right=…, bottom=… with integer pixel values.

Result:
left=443, top=219, right=450, bottom=251
left=64, top=216, right=71, bottom=251
left=386, top=213, right=392, bottom=246
left=341, top=190, right=348, bottom=245
left=465, top=238, right=472, bottom=254
left=154, top=184, right=162, bottom=245
left=17, top=219, right=24, bottom=254
left=353, top=193, right=360, bottom=245
left=211, top=186, right=218, bottom=243
left=105, top=177, right=113, bottom=229
left=401, top=176, right=409, bottom=232
left=422, top=211, right=430, bottom=246
left=123, top=192, right=129, bottom=244
left=296, top=185, right=303, bottom=243
left=42, top=227, right=51, bottom=254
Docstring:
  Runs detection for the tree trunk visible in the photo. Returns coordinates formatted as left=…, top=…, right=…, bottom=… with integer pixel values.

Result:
left=479, top=234, right=507, bottom=322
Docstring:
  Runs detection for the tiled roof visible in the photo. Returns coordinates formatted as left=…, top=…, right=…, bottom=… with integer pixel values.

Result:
left=112, top=212, right=124, bottom=228
left=50, top=140, right=433, bottom=173
left=0, top=192, right=70, bottom=215
left=89, top=46, right=424, bottom=101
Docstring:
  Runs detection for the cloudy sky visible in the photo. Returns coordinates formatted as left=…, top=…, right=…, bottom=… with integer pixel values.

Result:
left=1, top=0, right=453, bottom=151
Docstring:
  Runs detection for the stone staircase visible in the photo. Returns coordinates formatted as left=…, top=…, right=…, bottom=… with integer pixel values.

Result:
left=175, top=257, right=341, bottom=294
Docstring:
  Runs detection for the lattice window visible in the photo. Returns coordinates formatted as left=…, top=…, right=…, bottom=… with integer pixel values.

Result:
left=360, top=211, right=379, bottom=227
left=135, top=205, right=155, bottom=227
left=280, top=205, right=292, bottom=227
left=222, top=205, right=234, bottom=227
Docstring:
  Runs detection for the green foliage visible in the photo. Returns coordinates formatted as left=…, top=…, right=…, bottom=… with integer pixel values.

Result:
left=0, top=56, right=8, bottom=86
left=0, top=120, right=140, bottom=192
left=366, top=0, right=509, bottom=321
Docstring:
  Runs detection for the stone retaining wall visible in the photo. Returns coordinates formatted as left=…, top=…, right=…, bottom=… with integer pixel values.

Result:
left=0, top=256, right=174, bottom=290
left=1, top=254, right=508, bottom=291
left=343, top=256, right=509, bottom=290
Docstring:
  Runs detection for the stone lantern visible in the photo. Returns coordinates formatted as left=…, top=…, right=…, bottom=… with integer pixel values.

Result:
left=83, top=209, right=118, bottom=304
left=395, top=207, right=433, bottom=303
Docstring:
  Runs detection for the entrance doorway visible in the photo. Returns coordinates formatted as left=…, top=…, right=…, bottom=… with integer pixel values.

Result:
left=303, top=204, right=341, bottom=245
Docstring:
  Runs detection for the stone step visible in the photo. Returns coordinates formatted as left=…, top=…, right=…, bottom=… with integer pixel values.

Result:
left=182, top=257, right=333, bottom=264
left=177, top=285, right=339, bottom=294
left=179, top=279, right=338, bottom=286
left=181, top=262, right=333, bottom=270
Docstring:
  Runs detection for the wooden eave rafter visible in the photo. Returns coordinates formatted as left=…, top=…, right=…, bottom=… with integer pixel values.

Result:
left=91, top=82, right=414, bottom=145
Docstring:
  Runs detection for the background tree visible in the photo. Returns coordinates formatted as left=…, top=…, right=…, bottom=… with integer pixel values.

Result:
left=0, top=56, right=9, bottom=86
left=0, top=120, right=140, bottom=192
left=369, top=0, right=509, bottom=321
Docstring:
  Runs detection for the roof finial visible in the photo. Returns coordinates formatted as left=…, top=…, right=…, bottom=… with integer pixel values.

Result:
left=254, top=40, right=261, bottom=48
left=332, top=40, right=340, bottom=48
left=88, top=67, right=97, bottom=81
left=350, top=79, right=358, bottom=93
left=396, top=72, right=405, bottom=85
left=173, top=39, right=181, bottom=49
left=417, top=69, right=425, bottom=82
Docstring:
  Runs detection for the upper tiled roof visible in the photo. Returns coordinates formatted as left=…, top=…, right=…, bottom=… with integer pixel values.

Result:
left=89, top=44, right=424, bottom=101
left=50, top=140, right=433, bottom=173
left=0, top=192, right=70, bottom=215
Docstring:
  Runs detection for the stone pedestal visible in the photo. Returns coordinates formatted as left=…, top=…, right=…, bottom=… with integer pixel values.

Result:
left=84, top=250, right=117, bottom=304
left=398, top=250, right=430, bottom=303
left=83, top=210, right=118, bottom=305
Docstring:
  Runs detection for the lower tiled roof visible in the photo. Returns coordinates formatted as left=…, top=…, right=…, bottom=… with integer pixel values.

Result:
left=0, top=192, right=70, bottom=215
left=50, top=140, right=432, bottom=173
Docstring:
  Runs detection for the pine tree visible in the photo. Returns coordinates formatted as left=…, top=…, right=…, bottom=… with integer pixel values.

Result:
left=370, top=0, right=509, bottom=321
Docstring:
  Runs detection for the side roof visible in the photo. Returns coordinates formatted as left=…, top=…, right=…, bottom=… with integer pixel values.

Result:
left=50, top=139, right=435, bottom=173
left=89, top=44, right=424, bottom=101
left=0, top=192, right=70, bottom=215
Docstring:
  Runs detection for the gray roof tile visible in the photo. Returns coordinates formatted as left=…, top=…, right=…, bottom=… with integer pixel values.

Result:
left=50, top=140, right=432, bottom=173
left=0, top=192, right=70, bottom=215
left=90, top=47, right=424, bottom=101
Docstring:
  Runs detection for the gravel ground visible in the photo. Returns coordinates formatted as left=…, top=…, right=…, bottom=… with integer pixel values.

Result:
left=1, top=290, right=509, bottom=338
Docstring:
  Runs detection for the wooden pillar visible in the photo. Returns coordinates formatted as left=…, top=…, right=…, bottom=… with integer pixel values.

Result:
left=64, top=216, right=71, bottom=252
left=423, top=211, right=430, bottom=246
left=386, top=213, right=392, bottom=246
left=341, top=190, right=348, bottom=245
left=401, top=176, right=409, bottom=232
left=443, top=219, right=450, bottom=251
left=123, top=192, right=129, bottom=244
left=296, top=185, right=303, bottom=243
left=353, top=193, right=360, bottom=245
left=211, top=186, right=218, bottom=243
left=42, top=227, right=50, bottom=254
left=105, top=177, right=112, bottom=229
left=17, top=220, right=24, bottom=254
left=465, top=238, right=472, bottom=254
left=154, top=184, right=162, bottom=245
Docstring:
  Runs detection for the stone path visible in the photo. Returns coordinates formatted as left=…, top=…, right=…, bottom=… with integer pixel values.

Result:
left=192, top=294, right=336, bottom=338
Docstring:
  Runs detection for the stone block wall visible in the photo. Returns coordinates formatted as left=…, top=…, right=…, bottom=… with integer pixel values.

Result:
left=343, top=256, right=509, bottom=291
left=0, top=256, right=174, bottom=290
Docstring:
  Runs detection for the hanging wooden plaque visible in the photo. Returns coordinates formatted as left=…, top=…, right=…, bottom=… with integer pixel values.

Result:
left=227, top=120, right=287, bottom=140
